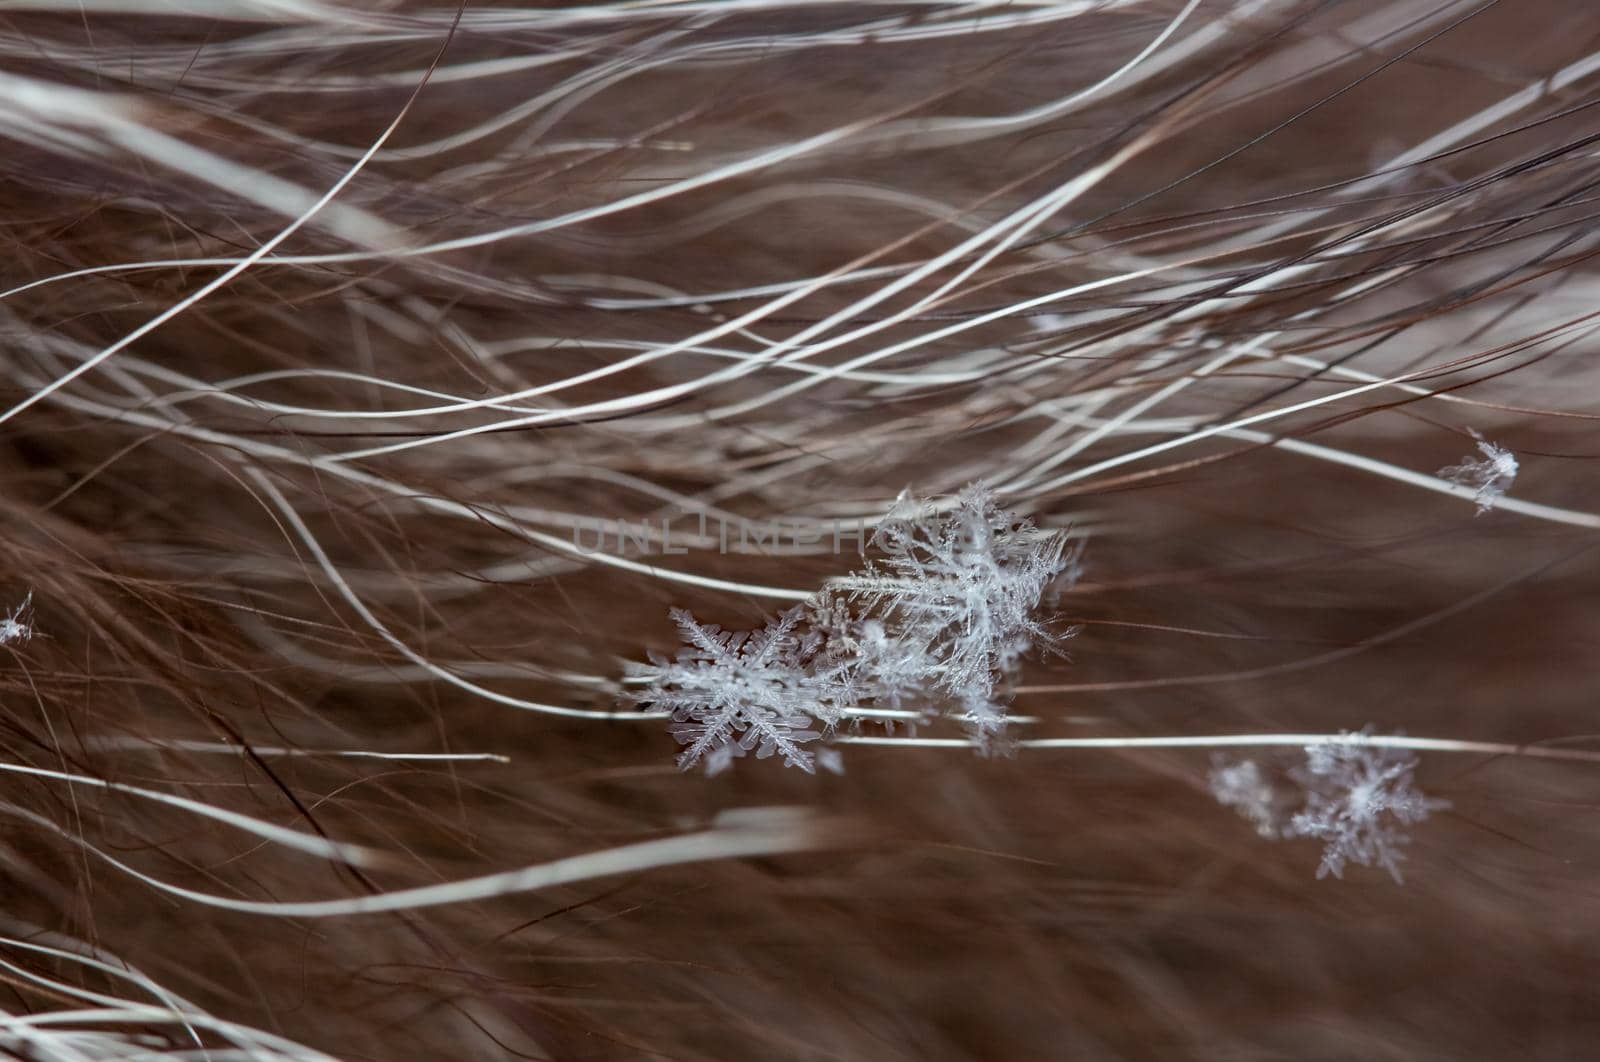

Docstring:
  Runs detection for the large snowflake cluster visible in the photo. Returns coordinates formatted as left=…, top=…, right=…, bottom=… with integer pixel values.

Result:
left=628, top=485, right=1075, bottom=774
left=1208, top=731, right=1450, bottom=883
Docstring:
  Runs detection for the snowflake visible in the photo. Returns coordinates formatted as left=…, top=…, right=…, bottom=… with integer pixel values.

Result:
left=1208, top=756, right=1284, bottom=838
left=1288, top=733, right=1448, bottom=883
left=831, top=484, right=1072, bottom=738
left=625, top=484, right=1077, bottom=774
left=1439, top=431, right=1517, bottom=514
left=0, top=592, right=33, bottom=647
left=807, top=595, right=938, bottom=727
left=629, top=606, right=829, bottom=774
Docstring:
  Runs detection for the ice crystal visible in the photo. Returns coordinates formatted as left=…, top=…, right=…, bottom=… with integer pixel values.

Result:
left=1288, top=734, right=1449, bottom=883
left=808, top=596, right=938, bottom=726
left=1208, top=756, right=1284, bottom=839
left=629, top=484, right=1076, bottom=773
left=0, top=592, right=33, bottom=647
left=630, top=606, right=828, bottom=774
left=1439, top=431, right=1517, bottom=514
left=831, top=484, right=1071, bottom=740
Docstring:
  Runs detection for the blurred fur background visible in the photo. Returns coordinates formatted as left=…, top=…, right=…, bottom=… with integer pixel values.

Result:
left=4, top=0, right=1600, bottom=1057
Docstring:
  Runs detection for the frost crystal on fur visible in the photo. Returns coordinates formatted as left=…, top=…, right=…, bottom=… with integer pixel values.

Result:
left=1288, top=735, right=1449, bottom=883
left=1439, top=432, right=1517, bottom=514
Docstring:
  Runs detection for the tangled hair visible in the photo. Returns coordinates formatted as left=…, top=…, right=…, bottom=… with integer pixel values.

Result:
left=4, top=0, right=1600, bottom=1056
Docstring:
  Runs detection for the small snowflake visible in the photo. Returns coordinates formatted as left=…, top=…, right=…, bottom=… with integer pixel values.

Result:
left=0, top=592, right=33, bottom=647
left=1288, top=733, right=1448, bottom=883
left=1439, top=431, right=1517, bottom=514
left=1208, top=756, right=1285, bottom=839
